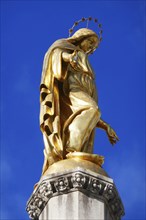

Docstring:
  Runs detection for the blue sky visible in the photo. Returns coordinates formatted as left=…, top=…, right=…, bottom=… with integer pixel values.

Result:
left=0, top=1, right=145, bottom=219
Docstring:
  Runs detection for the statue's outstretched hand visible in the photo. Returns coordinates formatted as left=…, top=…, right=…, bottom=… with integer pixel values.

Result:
left=106, top=125, right=119, bottom=145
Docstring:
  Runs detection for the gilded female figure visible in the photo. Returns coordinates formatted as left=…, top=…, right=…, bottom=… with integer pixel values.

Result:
left=40, top=27, right=119, bottom=175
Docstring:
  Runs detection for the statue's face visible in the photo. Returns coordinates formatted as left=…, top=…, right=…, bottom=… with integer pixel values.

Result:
left=80, top=36, right=99, bottom=54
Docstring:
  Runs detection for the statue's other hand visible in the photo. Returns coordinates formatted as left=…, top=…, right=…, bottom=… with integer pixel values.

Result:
left=106, top=125, right=119, bottom=145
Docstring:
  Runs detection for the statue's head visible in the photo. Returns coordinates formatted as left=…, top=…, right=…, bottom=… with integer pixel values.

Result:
left=68, top=28, right=99, bottom=54
left=67, top=17, right=102, bottom=54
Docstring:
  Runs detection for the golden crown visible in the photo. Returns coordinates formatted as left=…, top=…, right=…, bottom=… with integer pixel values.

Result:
left=69, top=17, right=103, bottom=42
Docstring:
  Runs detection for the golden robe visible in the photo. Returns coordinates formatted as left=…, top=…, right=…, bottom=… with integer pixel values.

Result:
left=40, top=39, right=101, bottom=174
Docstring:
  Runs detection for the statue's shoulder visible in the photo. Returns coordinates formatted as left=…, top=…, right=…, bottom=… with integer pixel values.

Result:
left=51, top=39, right=77, bottom=51
left=44, top=38, right=77, bottom=60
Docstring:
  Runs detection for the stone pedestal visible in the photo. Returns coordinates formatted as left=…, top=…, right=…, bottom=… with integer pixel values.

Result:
left=26, top=159, right=124, bottom=220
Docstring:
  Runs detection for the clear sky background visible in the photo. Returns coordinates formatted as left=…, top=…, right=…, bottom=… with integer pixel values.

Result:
left=1, top=1, right=145, bottom=219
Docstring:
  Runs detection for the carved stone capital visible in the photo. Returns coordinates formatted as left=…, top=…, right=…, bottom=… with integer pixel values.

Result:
left=26, top=168, right=124, bottom=220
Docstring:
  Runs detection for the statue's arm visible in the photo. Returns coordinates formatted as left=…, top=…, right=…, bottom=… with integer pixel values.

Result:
left=96, top=119, right=119, bottom=145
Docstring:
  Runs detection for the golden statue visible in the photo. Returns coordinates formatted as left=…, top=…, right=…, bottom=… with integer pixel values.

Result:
left=40, top=18, right=119, bottom=176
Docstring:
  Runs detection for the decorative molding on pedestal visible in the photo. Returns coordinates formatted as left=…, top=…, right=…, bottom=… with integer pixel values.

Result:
left=26, top=168, right=124, bottom=220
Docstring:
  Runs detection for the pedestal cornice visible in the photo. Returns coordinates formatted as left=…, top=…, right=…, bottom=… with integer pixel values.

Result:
left=26, top=167, right=124, bottom=220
